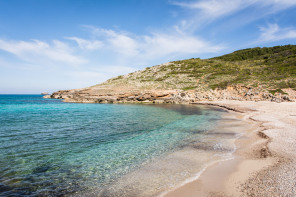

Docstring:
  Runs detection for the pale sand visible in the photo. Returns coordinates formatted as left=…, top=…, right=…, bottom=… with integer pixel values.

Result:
left=164, top=101, right=296, bottom=197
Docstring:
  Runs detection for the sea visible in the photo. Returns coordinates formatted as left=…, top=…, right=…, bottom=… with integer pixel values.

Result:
left=0, top=95, right=245, bottom=196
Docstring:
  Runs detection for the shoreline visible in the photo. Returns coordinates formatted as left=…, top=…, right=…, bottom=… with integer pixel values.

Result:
left=157, top=109, right=248, bottom=197
left=164, top=101, right=296, bottom=196
left=92, top=104, right=246, bottom=197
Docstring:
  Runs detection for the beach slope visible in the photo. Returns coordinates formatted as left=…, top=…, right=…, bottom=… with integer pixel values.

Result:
left=165, top=101, right=296, bottom=196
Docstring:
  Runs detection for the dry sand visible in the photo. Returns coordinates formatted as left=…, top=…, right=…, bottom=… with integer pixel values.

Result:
left=164, top=101, right=296, bottom=197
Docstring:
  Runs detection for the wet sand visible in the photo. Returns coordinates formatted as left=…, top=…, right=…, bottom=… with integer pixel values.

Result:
left=88, top=105, right=253, bottom=197
left=164, top=101, right=296, bottom=196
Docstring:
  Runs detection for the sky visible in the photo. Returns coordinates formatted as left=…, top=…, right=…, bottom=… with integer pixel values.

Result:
left=0, top=0, right=296, bottom=94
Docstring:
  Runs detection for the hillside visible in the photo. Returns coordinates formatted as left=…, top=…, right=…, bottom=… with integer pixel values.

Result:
left=48, top=45, right=296, bottom=103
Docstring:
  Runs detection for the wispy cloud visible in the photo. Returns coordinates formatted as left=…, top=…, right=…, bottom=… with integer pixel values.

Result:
left=0, top=39, right=86, bottom=65
left=173, top=0, right=296, bottom=18
left=65, top=37, right=103, bottom=50
left=83, top=25, right=223, bottom=62
left=84, top=26, right=140, bottom=56
left=141, top=32, right=223, bottom=59
left=171, top=0, right=296, bottom=31
left=261, top=0, right=296, bottom=12
left=0, top=23, right=224, bottom=92
left=257, top=23, right=296, bottom=43
left=173, top=0, right=252, bottom=20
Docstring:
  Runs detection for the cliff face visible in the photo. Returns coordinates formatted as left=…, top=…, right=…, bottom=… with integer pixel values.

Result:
left=48, top=45, right=296, bottom=103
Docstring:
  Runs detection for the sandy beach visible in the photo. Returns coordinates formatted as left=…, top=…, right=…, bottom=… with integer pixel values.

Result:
left=164, top=101, right=296, bottom=196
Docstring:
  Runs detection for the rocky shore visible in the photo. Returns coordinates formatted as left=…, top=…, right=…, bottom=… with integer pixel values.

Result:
left=46, top=85, right=295, bottom=104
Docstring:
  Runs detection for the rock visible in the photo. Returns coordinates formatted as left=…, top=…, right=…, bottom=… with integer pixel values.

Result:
left=271, top=97, right=282, bottom=103
left=153, top=100, right=164, bottom=104
left=47, top=84, right=295, bottom=104
left=282, top=95, right=291, bottom=101
left=142, top=100, right=151, bottom=103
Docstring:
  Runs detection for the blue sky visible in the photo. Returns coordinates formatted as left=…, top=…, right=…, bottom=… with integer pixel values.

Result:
left=0, top=0, right=296, bottom=94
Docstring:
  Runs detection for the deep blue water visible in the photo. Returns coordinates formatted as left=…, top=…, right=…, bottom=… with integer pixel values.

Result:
left=0, top=95, right=225, bottom=196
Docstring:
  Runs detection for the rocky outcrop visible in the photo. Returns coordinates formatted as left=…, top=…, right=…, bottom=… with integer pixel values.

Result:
left=43, top=95, right=51, bottom=98
left=47, top=86, right=295, bottom=104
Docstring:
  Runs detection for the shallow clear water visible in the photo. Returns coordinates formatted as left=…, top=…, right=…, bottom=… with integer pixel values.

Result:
left=0, top=95, right=227, bottom=196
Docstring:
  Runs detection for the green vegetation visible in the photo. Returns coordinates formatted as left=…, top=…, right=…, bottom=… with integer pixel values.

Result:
left=212, top=45, right=296, bottom=61
left=103, top=45, right=296, bottom=92
left=111, top=75, right=124, bottom=80
left=269, top=89, right=288, bottom=95
left=182, top=86, right=196, bottom=91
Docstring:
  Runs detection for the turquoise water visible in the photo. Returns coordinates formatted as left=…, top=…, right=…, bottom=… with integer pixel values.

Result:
left=0, top=95, right=226, bottom=196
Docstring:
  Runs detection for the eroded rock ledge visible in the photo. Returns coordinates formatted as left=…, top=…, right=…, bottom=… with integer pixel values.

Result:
left=46, top=85, right=295, bottom=104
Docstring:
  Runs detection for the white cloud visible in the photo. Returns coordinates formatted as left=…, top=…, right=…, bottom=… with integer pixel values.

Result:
left=262, top=0, right=296, bottom=10
left=83, top=26, right=223, bottom=62
left=85, top=26, right=140, bottom=56
left=141, top=33, right=223, bottom=60
left=258, top=23, right=296, bottom=43
left=66, top=37, right=103, bottom=50
left=0, top=39, right=86, bottom=65
left=108, top=34, right=139, bottom=56
left=84, top=26, right=222, bottom=60
left=0, top=25, right=224, bottom=93
left=172, top=0, right=296, bottom=28
left=173, top=0, right=252, bottom=19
